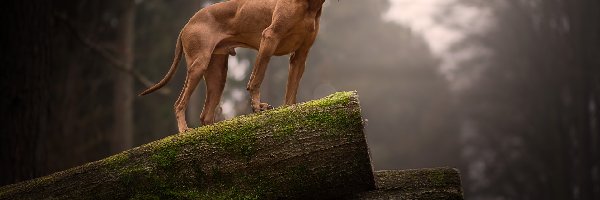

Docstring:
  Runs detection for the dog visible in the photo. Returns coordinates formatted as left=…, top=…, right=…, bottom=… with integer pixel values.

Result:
left=139, top=0, right=326, bottom=132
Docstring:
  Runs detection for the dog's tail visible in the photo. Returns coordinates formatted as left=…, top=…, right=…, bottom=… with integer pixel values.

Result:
left=139, top=30, right=184, bottom=96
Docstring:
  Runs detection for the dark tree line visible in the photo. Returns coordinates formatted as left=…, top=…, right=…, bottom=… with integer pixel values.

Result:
left=0, top=0, right=217, bottom=186
left=459, top=0, right=600, bottom=199
left=0, top=0, right=137, bottom=185
left=0, top=0, right=54, bottom=186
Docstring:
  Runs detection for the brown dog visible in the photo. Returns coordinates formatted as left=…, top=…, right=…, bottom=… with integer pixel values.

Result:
left=140, top=0, right=326, bottom=132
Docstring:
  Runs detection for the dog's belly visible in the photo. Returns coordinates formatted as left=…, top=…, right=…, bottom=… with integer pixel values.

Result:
left=216, top=31, right=309, bottom=56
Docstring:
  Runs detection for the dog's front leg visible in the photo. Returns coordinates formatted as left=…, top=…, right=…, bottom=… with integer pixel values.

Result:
left=284, top=29, right=318, bottom=105
left=247, top=2, right=306, bottom=112
left=247, top=27, right=279, bottom=112
left=285, top=48, right=309, bottom=105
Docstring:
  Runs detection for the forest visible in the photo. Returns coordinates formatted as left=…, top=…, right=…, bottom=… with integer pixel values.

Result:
left=0, top=0, right=598, bottom=199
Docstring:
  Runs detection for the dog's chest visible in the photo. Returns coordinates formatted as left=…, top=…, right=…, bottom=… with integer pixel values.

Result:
left=274, top=18, right=317, bottom=55
left=303, top=15, right=317, bottom=33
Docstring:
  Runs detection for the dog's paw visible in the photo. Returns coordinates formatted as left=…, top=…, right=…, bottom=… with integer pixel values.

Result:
left=178, top=127, right=192, bottom=133
left=253, top=103, right=273, bottom=112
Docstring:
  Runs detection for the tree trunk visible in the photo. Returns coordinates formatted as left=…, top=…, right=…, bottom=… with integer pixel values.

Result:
left=354, top=167, right=464, bottom=200
left=112, top=0, right=135, bottom=152
left=0, top=0, right=53, bottom=185
left=0, top=92, right=375, bottom=199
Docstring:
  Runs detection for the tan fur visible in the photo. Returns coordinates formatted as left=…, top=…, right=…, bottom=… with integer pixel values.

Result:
left=140, top=0, right=326, bottom=133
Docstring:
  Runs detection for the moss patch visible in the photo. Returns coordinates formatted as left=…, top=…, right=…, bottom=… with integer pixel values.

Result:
left=151, top=147, right=178, bottom=169
left=205, top=120, right=260, bottom=161
left=104, top=152, right=129, bottom=168
left=140, top=91, right=359, bottom=160
left=428, top=169, right=447, bottom=186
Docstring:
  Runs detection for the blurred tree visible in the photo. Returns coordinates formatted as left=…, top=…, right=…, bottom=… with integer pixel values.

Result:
left=0, top=0, right=54, bottom=186
left=113, top=0, right=135, bottom=152
left=458, top=0, right=600, bottom=199
left=0, top=0, right=138, bottom=186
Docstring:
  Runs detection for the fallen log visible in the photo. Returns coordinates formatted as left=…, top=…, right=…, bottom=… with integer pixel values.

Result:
left=354, top=167, right=464, bottom=200
left=0, top=91, right=375, bottom=200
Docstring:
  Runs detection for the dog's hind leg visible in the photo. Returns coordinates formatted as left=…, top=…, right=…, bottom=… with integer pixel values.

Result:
left=200, top=54, right=228, bottom=126
left=174, top=53, right=211, bottom=133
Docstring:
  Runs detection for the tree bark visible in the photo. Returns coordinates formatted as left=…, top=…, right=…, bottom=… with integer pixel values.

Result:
left=0, top=92, right=375, bottom=199
left=354, top=167, right=464, bottom=200
left=0, top=0, right=53, bottom=185
left=112, top=0, right=135, bottom=152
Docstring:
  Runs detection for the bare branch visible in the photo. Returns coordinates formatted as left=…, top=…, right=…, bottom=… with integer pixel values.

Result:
left=54, top=13, right=171, bottom=96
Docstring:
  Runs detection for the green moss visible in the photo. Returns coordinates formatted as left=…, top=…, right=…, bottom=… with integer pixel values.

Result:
left=151, top=147, right=178, bottom=169
left=205, top=121, right=259, bottom=161
left=104, top=153, right=129, bottom=166
left=119, top=166, right=201, bottom=200
left=136, top=92, right=357, bottom=159
left=429, top=170, right=446, bottom=186
left=186, top=92, right=356, bottom=160
left=189, top=165, right=323, bottom=199
left=146, top=161, right=335, bottom=199
left=302, top=91, right=354, bottom=108
left=273, top=123, right=296, bottom=138
left=99, top=152, right=131, bottom=172
left=2, top=91, right=362, bottom=199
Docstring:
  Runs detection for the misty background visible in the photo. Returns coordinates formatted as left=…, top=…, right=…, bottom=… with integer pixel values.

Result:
left=1, top=0, right=599, bottom=199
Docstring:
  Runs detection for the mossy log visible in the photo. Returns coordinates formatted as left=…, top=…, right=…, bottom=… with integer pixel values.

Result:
left=353, top=167, right=464, bottom=200
left=0, top=92, right=375, bottom=200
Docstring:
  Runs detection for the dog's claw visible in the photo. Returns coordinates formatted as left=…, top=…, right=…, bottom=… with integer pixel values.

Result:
left=178, top=127, right=191, bottom=133
left=253, top=102, right=273, bottom=112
